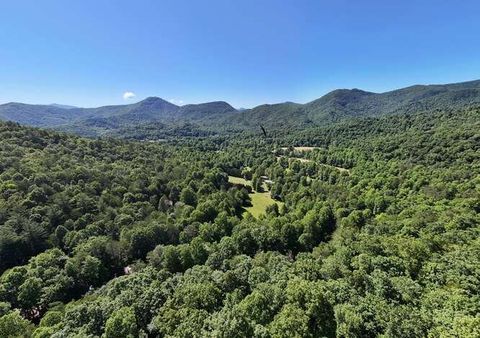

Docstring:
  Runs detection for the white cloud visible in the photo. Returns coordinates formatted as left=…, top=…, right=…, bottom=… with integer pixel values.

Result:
left=123, top=91, right=136, bottom=100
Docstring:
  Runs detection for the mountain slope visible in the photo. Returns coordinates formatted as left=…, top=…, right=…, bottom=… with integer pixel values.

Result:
left=305, top=79, right=480, bottom=122
left=0, top=103, right=91, bottom=127
left=2, top=79, right=480, bottom=136
left=0, top=106, right=478, bottom=337
left=226, top=102, right=307, bottom=130
left=50, top=103, right=78, bottom=109
left=176, top=101, right=235, bottom=117
left=58, top=99, right=237, bottom=136
left=225, top=79, right=480, bottom=128
left=72, top=97, right=180, bottom=128
left=0, top=98, right=236, bottom=135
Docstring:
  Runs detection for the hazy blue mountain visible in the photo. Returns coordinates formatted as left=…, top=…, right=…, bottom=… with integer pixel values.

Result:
left=75, top=97, right=180, bottom=122
left=0, top=97, right=233, bottom=132
left=1, top=79, right=480, bottom=136
left=0, top=102, right=91, bottom=127
left=54, top=99, right=237, bottom=136
left=50, top=103, right=78, bottom=109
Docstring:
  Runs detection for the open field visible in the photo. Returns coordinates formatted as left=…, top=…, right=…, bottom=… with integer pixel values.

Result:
left=228, top=176, right=251, bottom=185
left=277, top=155, right=312, bottom=163
left=332, top=165, right=350, bottom=173
left=276, top=156, right=350, bottom=173
left=228, top=175, right=282, bottom=217
left=280, top=146, right=317, bottom=152
left=245, top=192, right=283, bottom=218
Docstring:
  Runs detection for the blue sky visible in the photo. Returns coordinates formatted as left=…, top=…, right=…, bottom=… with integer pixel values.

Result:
left=1, top=0, right=479, bottom=108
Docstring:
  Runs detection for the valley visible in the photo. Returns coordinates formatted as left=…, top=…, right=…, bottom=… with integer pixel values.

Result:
left=2, top=1, right=479, bottom=336
left=0, top=84, right=478, bottom=337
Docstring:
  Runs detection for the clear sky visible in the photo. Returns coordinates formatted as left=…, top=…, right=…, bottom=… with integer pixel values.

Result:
left=1, top=0, right=479, bottom=108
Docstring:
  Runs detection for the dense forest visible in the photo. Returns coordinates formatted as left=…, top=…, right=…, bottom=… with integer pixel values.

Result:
left=0, top=105, right=479, bottom=337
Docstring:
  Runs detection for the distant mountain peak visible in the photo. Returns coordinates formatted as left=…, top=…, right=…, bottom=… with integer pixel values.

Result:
left=138, top=96, right=174, bottom=105
left=142, top=96, right=162, bottom=101
left=324, top=88, right=374, bottom=97
left=176, top=101, right=237, bottom=117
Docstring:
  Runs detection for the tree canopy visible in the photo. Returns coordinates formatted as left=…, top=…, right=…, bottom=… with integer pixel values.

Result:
left=0, top=105, right=479, bottom=337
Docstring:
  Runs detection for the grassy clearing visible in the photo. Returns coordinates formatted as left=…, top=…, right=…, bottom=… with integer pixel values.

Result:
left=277, top=155, right=312, bottom=163
left=228, top=176, right=251, bottom=186
left=332, top=165, right=350, bottom=173
left=245, top=192, right=283, bottom=218
left=280, top=146, right=317, bottom=152
left=276, top=156, right=350, bottom=173
left=229, top=175, right=282, bottom=218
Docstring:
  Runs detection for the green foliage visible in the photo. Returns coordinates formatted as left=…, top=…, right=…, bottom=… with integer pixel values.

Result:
left=269, top=304, right=311, bottom=338
left=104, top=306, right=138, bottom=338
left=0, top=310, right=33, bottom=337
left=0, top=103, right=479, bottom=337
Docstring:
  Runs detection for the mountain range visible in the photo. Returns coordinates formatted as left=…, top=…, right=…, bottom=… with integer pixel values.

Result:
left=1, top=79, right=480, bottom=137
left=0, top=98, right=235, bottom=126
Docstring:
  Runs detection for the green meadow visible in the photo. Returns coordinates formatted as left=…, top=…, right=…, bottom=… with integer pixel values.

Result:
left=228, top=175, right=282, bottom=218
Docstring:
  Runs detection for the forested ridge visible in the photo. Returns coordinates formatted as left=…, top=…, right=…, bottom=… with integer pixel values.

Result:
left=0, top=106, right=479, bottom=337
left=3, top=79, right=480, bottom=138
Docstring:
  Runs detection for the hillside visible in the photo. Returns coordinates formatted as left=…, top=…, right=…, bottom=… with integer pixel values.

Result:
left=226, top=79, right=480, bottom=128
left=0, top=103, right=91, bottom=127
left=304, top=79, right=480, bottom=122
left=0, top=106, right=478, bottom=337
left=176, top=101, right=236, bottom=117
left=2, top=79, right=480, bottom=137
left=65, top=79, right=480, bottom=137
left=0, top=97, right=236, bottom=136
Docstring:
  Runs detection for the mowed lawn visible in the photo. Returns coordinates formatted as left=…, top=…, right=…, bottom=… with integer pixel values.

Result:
left=228, top=175, right=282, bottom=218
left=245, top=192, right=283, bottom=218
left=280, top=146, right=317, bottom=152
left=228, top=176, right=251, bottom=186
